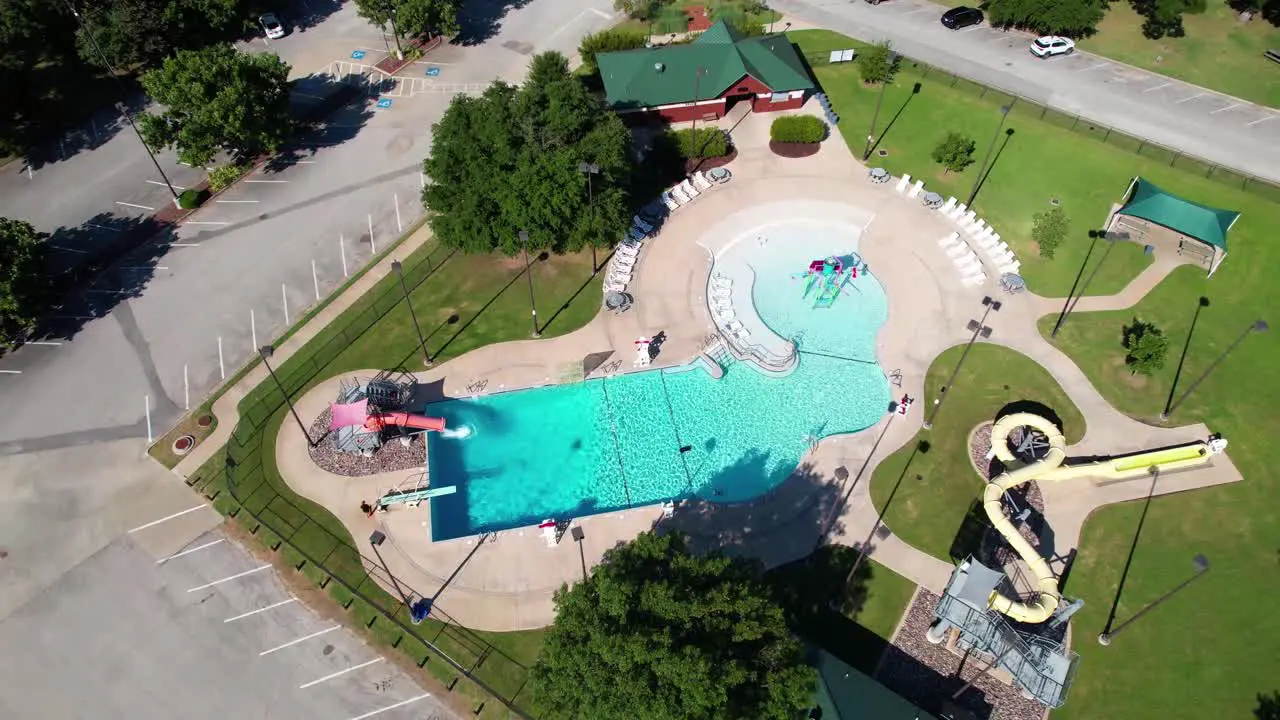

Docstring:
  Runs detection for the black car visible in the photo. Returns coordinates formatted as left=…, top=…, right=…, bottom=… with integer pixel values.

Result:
left=940, top=6, right=983, bottom=29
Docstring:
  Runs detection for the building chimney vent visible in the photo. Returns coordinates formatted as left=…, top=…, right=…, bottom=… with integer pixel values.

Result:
left=654, top=62, right=664, bottom=72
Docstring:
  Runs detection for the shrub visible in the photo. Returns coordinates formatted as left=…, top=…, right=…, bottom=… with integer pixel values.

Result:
left=857, top=41, right=898, bottom=85
left=931, top=131, right=976, bottom=174
left=208, top=163, right=248, bottom=193
left=579, top=29, right=649, bottom=75
left=770, top=115, right=826, bottom=144
left=670, top=127, right=729, bottom=158
left=177, top=188, right=208, bottom=209
left=614, top=0, right=671, bottom=21
left=1122, top=318, right=1170, bottom=376
left=1032, top=206, right=1070, bottom=259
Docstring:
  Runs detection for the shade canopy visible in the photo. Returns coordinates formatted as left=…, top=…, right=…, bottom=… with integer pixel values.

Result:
left=1118, top=177, right=1239, bottom=251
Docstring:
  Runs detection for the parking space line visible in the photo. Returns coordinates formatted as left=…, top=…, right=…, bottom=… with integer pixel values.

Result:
left=146, top=180, right=185, bottom=190
left=172, top=243, right=199, bottom=247
left=156, top=538, right=225, bottom=564
left=1247, top=115, right=1276, bottom=127
left=186, top=565, right=270, bottom=592
left=121, top=266, right=168, bottom=271
left=224, top=597, right=296, bottom=623
left=1079, top=61, right=1108, bottom=72
left=50, top=245, right=88, bottom=254
left=1209, top=102, right=1242, bottom=115
left=299, top=658, right=384, bottom=689
left=245, top=179, right=288, bottom=183
left=1142, top=82, right=1171, bottom=93
left=25, top=341, right=61, bottom=346
left=215, top=199, right=259, bottom=203
left=183, top=221, right=231, bottom=225
left=116, top=201, right=156, bottom=211
left=1176, top=92, right=1207, bottom=104
left=0, top=370, right=20, bottom=375
left=259, top=625, right=340, bottom=655
left=129, top=504, right=208, bottom=533
left=347, top=694, right=432, bottom=720
left=85, top=223, right=121, bottom=232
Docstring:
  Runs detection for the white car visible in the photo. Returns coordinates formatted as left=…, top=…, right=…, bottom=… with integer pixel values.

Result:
left=1030, top=36, right=1075, bottom=58
left=260, top=13, right=286, bottom=40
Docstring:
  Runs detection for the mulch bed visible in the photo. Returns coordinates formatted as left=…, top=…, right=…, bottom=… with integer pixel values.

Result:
left=685, top=148, right=737, bottom=174
left=769, top=140, right=821, bottom=158
left=876, top=590, right=1053, bottom=720
left=306, top=407, right=427, bottom=477
left=374, top=35, right=444, bottom=75
left=684, top=5, right=711, bottom=32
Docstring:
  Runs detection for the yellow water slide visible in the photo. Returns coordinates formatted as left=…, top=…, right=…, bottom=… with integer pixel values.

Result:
left=980, top=412, right=1225, bottom=623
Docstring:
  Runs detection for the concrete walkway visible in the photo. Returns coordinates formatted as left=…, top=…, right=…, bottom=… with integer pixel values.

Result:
left=175, top=106, right=1242, bottom=633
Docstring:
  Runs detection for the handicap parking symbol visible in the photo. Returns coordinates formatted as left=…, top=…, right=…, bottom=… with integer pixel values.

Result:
left=424, top=66, right=441, bottom=77
left=376, top=98, right=393, bottom=109
left=351, top=49, right=366, bottom=60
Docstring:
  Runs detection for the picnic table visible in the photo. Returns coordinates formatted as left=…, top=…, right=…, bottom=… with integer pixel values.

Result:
left=868, top=167, right=890, bottom=184
left=923, top=191, right=944, bottom=208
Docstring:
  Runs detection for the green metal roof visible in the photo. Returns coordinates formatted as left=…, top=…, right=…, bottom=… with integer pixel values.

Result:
left=596, top=21, right=815, bottom=110
left=809, top=647, right=938, bottom=720
left=1119, top=177, right=1240, bottom=250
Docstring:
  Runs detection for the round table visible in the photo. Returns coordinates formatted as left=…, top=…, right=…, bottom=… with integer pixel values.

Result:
left=868, top=167, right=890, bottom=183
left=922, top=191, right=944, bottom=209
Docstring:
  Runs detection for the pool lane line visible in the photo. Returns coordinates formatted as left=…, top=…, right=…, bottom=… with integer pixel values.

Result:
left=658, top=371, right=696, bottom=494
left=598, top=379, right=633, bottom=506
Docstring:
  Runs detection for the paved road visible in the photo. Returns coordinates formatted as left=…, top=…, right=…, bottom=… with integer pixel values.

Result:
left=775, top=0, right=1280, bottom=183
left=0, top=530, right=456, bottom=720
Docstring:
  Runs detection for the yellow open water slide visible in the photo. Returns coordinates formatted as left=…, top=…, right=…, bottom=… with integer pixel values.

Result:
left=981, top=412, right=1225, bottom=623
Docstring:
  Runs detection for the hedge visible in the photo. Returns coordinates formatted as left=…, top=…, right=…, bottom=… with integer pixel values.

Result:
left=579, top=29, right=649, bottom=75
left=670, top=127, right=731, bottom=159
left=770, top=115, right=827, bottom=144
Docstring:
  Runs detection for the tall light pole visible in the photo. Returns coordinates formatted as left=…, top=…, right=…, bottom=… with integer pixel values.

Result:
left=966, top=104, right=1012, bottom=208
left=391, top=260, right=430, bottom=366
left=862, top=52, right=899, bottom=161
left=1099, top=554, right=1209, bottom=645
left=259, top=345, right=312, bottom=445
left=369, top=530, right=425, bottom=624
left=520, top=230, right=540, bottom=338
left=578, top=162, right=600, bottom=274
left=923, top=296, right=1000, bottom=430
left=62, top=0, right=182, bottom=208
left=1162, top=319, right=1268, bottom=419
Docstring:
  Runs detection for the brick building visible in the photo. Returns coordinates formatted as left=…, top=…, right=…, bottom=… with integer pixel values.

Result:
left=596, top=21, right=815, bottom=123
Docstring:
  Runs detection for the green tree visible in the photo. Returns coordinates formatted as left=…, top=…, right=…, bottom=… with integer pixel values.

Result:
left=1122, top=318, right=1170, bottom=376
left=422, top=52, right=635, bottom=256
left=1032, top=206, right=1070, bottom=259
left=1132, top=0, right=1205, bottom=38
left=74, top=0, right=247, bottom=70
left=0, top=218, right=49, bottom=349
left=354, top=0, right=460, bottom=57
left=986, top=0, right=1108, bottom=36
left=530, top=531, right=816, bottom=720
left=856, top=40, right=897, bottom=85
left=138, top=44, right=292, bottom=165
left=931, top=131, right=976, bottom=175
left=614, top=0, right=671, bottom=21
left=578, top=28, right=649, bottom=75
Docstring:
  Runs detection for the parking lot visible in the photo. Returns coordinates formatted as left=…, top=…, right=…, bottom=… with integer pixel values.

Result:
left=0, top=527, right=455, bottom=720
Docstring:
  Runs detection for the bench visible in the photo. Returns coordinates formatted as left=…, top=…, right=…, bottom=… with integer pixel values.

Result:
left=1266, top=49, right=1280, bottom=65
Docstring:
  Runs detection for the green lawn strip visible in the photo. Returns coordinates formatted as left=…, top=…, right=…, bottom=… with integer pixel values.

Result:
left=1032, top=260, right=1279, bottom=718
left=868, top=344, right=1086, bottom=562
left=792, top=29, right=1277, bottom=298
left=1079, top=1, right=1280, bottom=108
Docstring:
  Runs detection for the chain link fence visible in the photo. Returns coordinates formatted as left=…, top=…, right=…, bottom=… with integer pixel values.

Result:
left=804, top=52, right=1280, bottom=204
left=192, top=240, right=539, bottom=719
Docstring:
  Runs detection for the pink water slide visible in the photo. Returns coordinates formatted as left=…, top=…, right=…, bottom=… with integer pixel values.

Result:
left=365, top=412, right=446, bottom=432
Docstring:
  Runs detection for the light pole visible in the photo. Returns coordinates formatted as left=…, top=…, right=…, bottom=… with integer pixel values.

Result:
left=391, top=260, right=430, bottom=366
left=369, top=530, right=426, bottom=624
left=259, top=345, right=312, bottom=445
left=863, top=52, right=899, bottom=161
left=63, top=0, right=182, bottom=208
left=1052, top=232, right=1121, bottom=338
left=1162, top=319, right=1268, bottom=419
left=578, top=162, right=600, bottom=274
left=690, top=67, right=707, bottom=140
left=967, top=104, right=1012, bottom=208
left=1099, top=554, right=1209, bottom=645
left=520, top=230, right=540, bottom=338
left=923, top=297, right=1000, bottom=430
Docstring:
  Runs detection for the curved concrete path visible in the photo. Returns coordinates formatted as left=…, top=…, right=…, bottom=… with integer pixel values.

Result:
left=179, top=106, right=1242, bottom=632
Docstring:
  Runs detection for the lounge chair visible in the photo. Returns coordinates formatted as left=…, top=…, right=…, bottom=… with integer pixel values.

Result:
left=725, top=320, right=745, bottom=333
left=954, top=254, right=981, bottom=270
left=717, top=307, right=736, bottom=321
left=937, top=232, right=960, bottom=248
left=617, top=243, right=640, bottom=257
left=962, top=273, right=987, bottom=287
left=633, top=215, right=654, bottom=233
left=604, top=280, right=626, bottom=293
left=693, top=171, right=712, bottom=190
left=662, top=193, right=680, bottom=211
left=671, top=185, right=691, bottom=204
left=680, top=179, right=699, bottom=198
left=628, top=226, right=646, bottom=242
left=613, top=254, right=636, bottom=267
left=946, top=243, right=968, bottom=258
left=712, top=287, right=732, bottom=301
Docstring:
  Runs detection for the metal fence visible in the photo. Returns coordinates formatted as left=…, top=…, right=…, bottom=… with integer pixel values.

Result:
left=804, top=52, right=1280, bottom=204
left=192, top=241, right=538, bottom=719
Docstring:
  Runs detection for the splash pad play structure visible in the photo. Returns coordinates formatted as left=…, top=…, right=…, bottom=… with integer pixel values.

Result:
left=792, top=255, right=861, bottom=308
left=927, top=411, right=1229, bottom=708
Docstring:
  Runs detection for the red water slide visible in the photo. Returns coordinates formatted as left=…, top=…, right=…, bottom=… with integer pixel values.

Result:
left=364, top=412, right=446, bottom=432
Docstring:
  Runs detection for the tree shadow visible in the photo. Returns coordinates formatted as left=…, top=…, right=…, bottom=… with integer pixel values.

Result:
left=1256, top=690, right=1280, bottom=720
left=454, top=0, right=534, bottom=46
left=279, top=0, right=345, bottom=33
left=268, top=80, right=377, bottom=171
left=20, top=92, right=145, bottom=171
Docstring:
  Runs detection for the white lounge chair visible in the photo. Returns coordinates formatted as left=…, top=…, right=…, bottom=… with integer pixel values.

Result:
left=680, top=179, right=699, bottom=198
left=937, top=232, right=960, bottom=248
left=947, top=243, right=969, bottom=258
left=712, top=278, right=732, bottom=290
left=604, top=281, right=626, bottom=293
left=671, top=185, right=691, bottom=204
left=614, top=254, right=636, bottom=267
left=617, top=244, right=640, bottom=258
left=662, top=193, right=679, bottom=211
left=999, top=262, right=1021, bottom=274
left=693, top=171, right=712, bottom=190
left=954, top=255, right=981, bottom=270
left=610, top=271, right=633, bottom=283
left=962, top=273, right=987, bottom=287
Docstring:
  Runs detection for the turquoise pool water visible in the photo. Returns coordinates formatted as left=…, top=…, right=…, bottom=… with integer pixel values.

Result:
left=427, top=220, right=891, bottom=541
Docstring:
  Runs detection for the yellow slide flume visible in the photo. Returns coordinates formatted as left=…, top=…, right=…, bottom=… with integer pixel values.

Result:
left=980, top=412, right=1223, bottom=623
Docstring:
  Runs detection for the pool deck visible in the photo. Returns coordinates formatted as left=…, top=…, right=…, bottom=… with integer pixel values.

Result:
left=185, top=102, right=1243, bottom=633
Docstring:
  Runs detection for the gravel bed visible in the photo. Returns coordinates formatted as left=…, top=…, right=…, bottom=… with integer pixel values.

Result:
left=306, top=408, right=426, bottom=477
left=875, top=590, right=1049, bottom=720
left=971, top=423, right=995, bottom=478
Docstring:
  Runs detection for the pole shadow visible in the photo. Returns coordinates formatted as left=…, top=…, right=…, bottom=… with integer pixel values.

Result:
left=1100, top=468, right=1160, bottom=636
left=867, top=82, right=922, bottom=158
left=1162, top=296, right=1210, bottom=417
left=968, top=128, right=1015, bottom=206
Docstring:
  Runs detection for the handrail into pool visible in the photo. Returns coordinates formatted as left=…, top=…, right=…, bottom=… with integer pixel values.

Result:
left=707, top=264, right=799, bottom=375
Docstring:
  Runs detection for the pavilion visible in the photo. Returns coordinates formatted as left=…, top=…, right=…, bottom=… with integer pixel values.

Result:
left=1109, top=176, right=1241, bottom=277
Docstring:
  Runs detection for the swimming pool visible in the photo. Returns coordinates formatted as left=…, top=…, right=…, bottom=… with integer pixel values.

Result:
left=426, top=216, right=891, bottom=541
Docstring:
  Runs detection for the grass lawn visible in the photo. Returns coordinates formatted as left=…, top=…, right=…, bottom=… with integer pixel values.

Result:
left=1033, top=255, right=1280, bottom=718
left=1080, top=0, right=1280, bottom=108
left=867, top=344, right=1086, bottom=563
